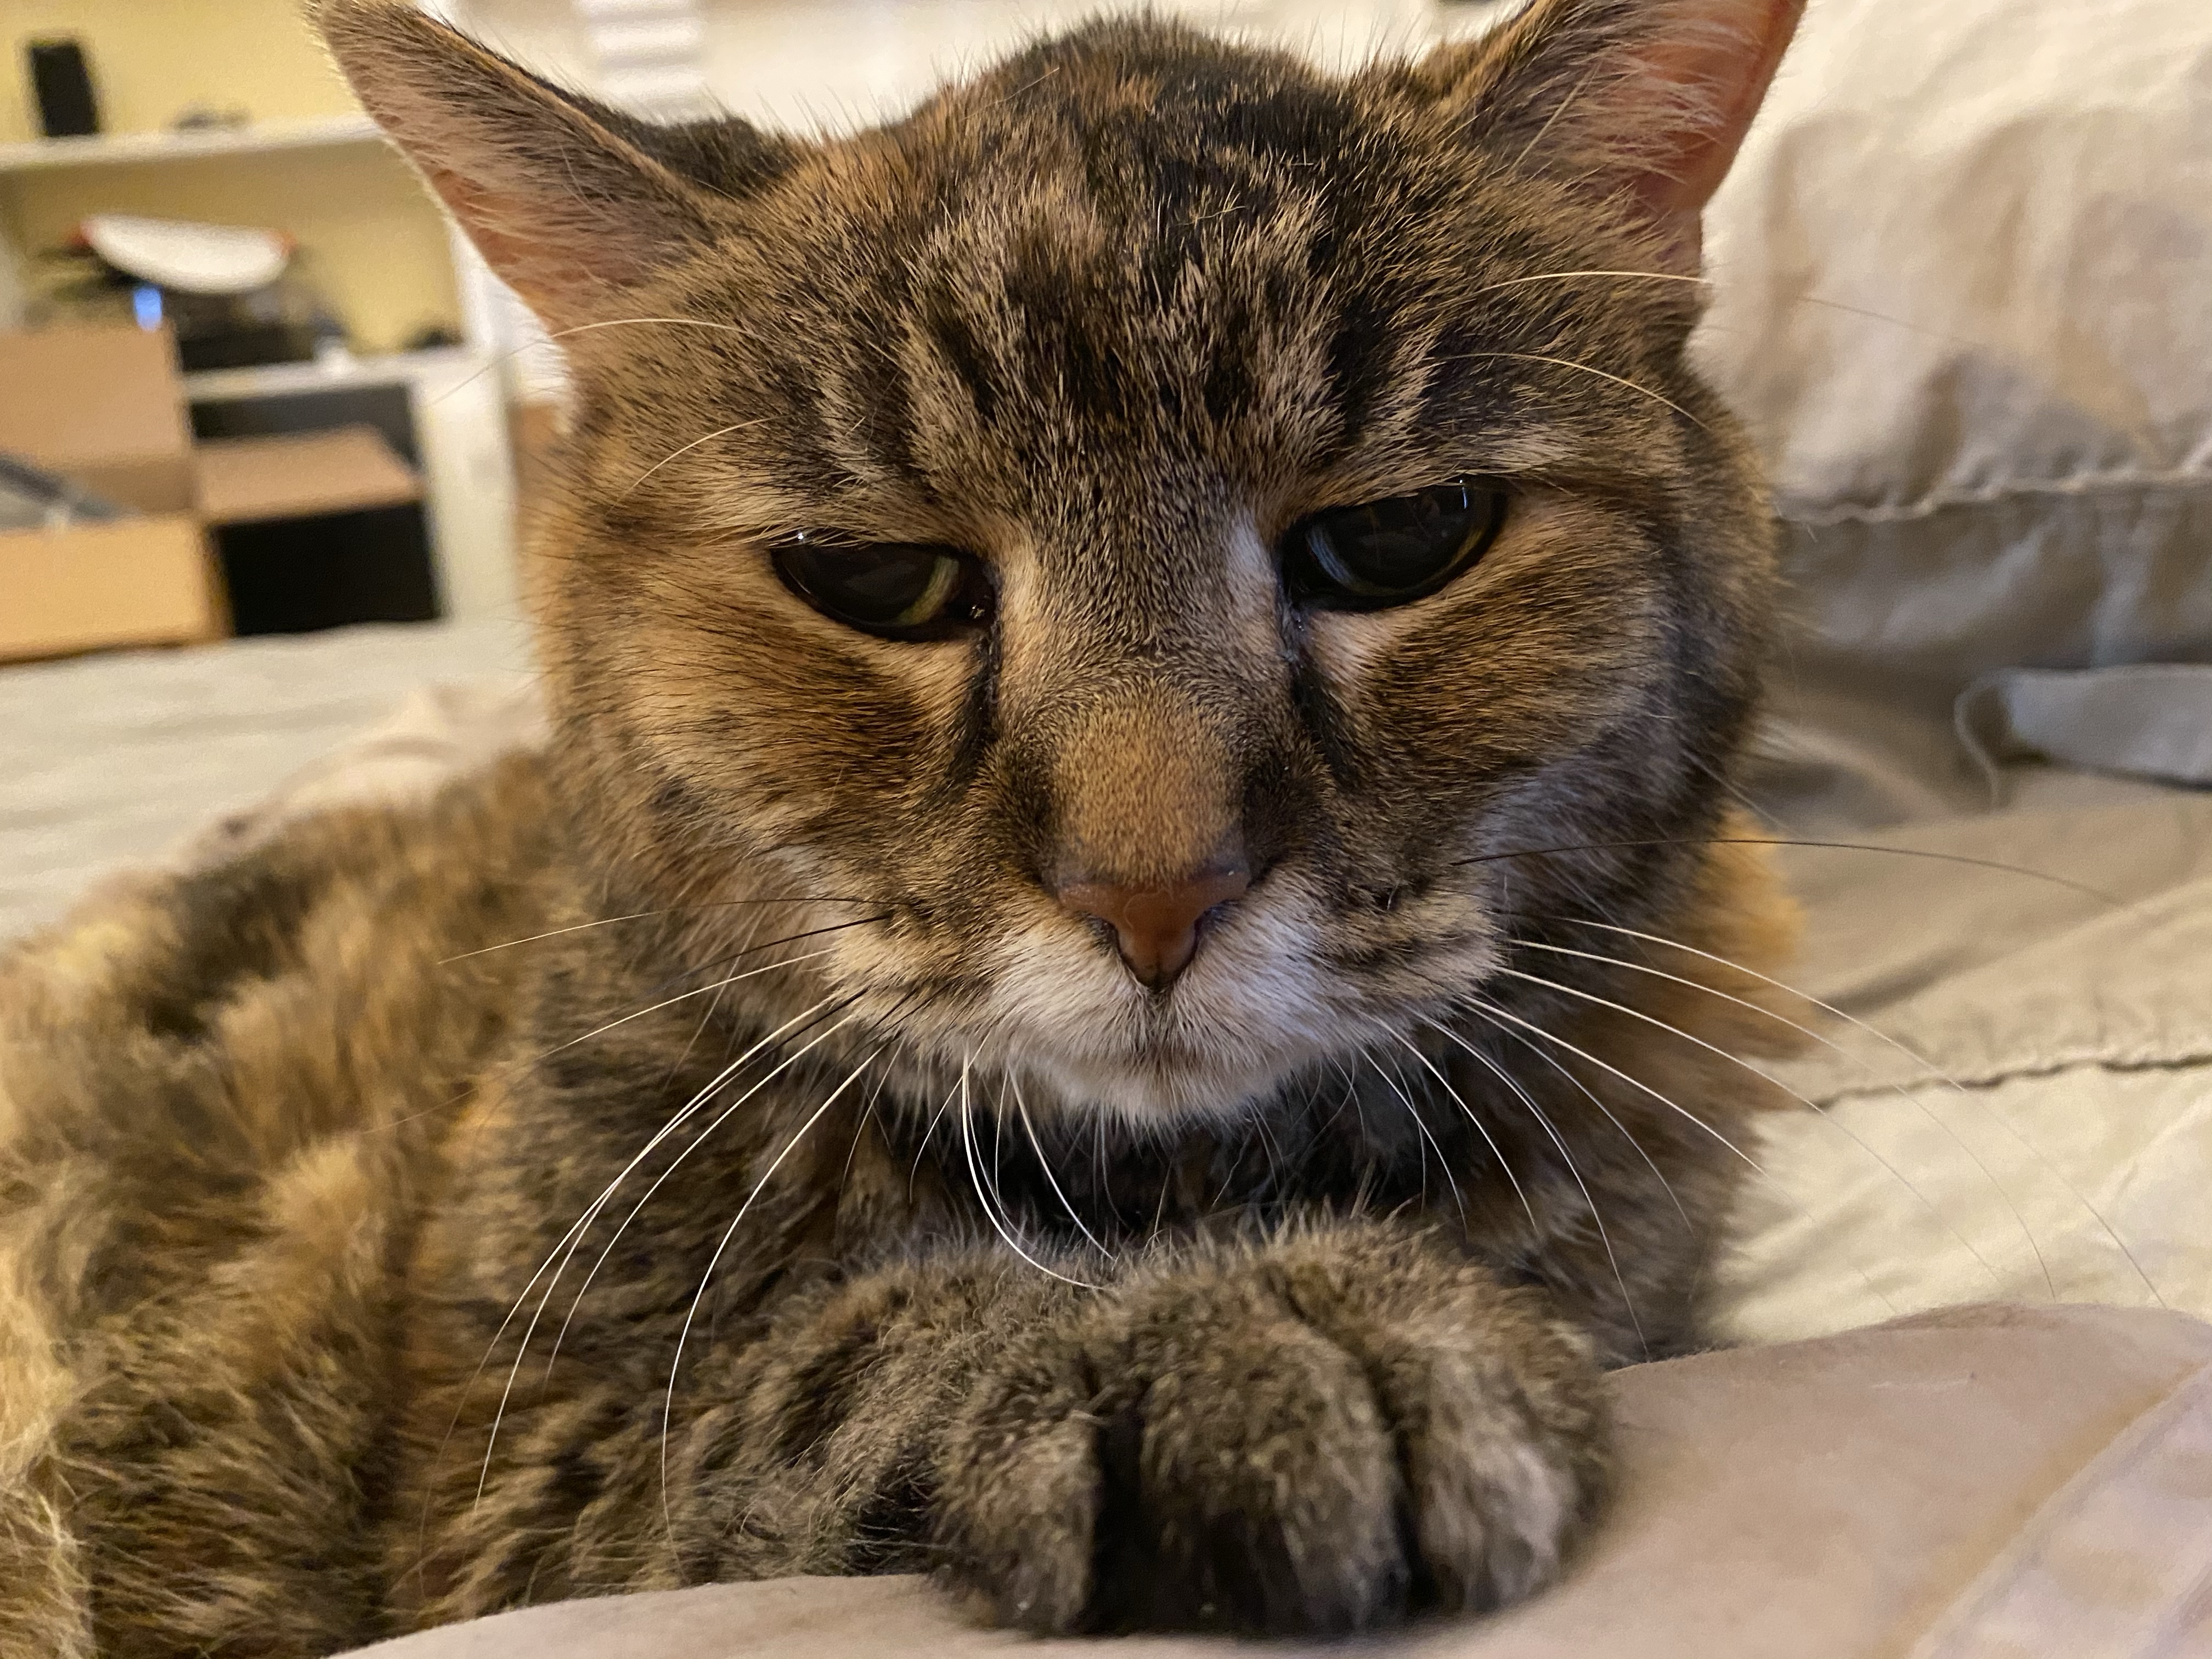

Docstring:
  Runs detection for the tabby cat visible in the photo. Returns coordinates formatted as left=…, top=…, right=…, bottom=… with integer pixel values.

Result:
left=0, top=0, right=1809, bottom=1651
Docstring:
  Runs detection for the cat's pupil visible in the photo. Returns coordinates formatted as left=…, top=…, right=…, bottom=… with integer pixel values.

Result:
left=1283, top=481, right=1508, bottom=611
left=771, top=535, right=988, bottom=640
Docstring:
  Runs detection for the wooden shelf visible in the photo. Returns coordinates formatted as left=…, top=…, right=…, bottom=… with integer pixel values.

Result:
left=182, top=347, right=480, bottom=403
left=0, top=115, right=383, bottom=176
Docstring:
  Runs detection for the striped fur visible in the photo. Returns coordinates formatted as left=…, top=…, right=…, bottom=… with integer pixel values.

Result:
left=0, top=2, right=1808, bottom=1651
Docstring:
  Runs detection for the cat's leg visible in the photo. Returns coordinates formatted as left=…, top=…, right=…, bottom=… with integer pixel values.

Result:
left=669, top=1219, right=1607, bottom=1635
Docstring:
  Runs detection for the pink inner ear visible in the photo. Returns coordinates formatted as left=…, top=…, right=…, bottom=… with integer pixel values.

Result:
left=1626, top=0, right=1804, bottom=232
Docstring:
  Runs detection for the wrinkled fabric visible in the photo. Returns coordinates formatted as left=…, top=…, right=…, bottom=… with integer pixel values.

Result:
left=1956, top=664, right=2212, bottom=793
left=1695, top=0, right=2212, bottom=729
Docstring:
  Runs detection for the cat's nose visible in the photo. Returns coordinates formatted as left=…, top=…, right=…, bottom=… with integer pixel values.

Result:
left=1056, top=862, right=1251, bottom=989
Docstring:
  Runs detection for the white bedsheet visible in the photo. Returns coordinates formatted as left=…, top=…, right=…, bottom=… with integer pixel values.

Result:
left=0, top=620, right=531, bottom=943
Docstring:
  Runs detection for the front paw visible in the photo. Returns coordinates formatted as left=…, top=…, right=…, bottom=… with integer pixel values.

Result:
left=933, top=1227, right=1607, bottom=1635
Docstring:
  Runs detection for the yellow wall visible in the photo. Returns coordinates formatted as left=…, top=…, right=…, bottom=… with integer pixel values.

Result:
left=4, top=146, right=460, bottom=354
left=1, top=0, right=460, bottom=353
left=1, top=0, right=358, bottom=143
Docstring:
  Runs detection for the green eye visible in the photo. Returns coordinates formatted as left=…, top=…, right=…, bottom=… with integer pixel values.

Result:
left=770, top=533, right=993, bottom=640
left=1279, top=479, right=1508, bottom=611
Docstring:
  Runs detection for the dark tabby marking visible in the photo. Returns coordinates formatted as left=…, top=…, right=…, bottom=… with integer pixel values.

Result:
left=0, top=1, right=1808, bottom=1652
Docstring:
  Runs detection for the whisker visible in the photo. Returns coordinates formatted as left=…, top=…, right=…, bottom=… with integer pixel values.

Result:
left=1418, top=1016, right=1649, bottom=1360
left=1461, top=268, right=1970, bottom=345
left=1519, top=936, right=2058, bottom=1301
left=619, top=420, right=764, bottom=498
left=1466, top=996, right=1759, bottom=1180
left=659, top=1024, right=885, bottom=1534
left=1493, top=964, right=2018, bottom=1296
left=1012, top=1075, right=1113, bottom=1260
left=1363, top=1048, right=1466, bottom=1226
left=1390, top=1029, right=1542, bottom=1240
left=1560, top=918, right=2167, bottom=1308
left=961, top=1057, right=1100, bottom=1290
left=546, top=994, right=923, bottom=1381
left=663, top=913, right=894, bottom=988
left=465, top=990, right=850, bottom=1512
left=386, top=943, right=847, bottom=1137
left=841, top=1066, right=895, bottom=1192
left=1478, top=1015, right=1693, bottom=1232
left=1464, top=992, right=1902, bottom=1319
left=417, top=914, right=889, bottom=1131
left=544, top=315, right=758, bottom=344
left=1452, top=837, right=2119, bottom=906
left=437, top=897, right=874, bottom=965
left=910, top=1074, right=963, bottom=1200
left=1437, top=349, right=1708, bottom=430
left=432, top=315, right=766, bottom=407
left=513, top=946, right=839, bottom=1075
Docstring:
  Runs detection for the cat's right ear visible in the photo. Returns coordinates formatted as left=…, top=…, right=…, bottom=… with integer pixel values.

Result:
left=317, top=0, right=730, bottom=331
left=1381, top=0, right=1804, bottom=272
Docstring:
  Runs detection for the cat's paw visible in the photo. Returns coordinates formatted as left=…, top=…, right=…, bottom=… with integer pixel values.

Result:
left=932, top=1227, right=1608, bottom=1635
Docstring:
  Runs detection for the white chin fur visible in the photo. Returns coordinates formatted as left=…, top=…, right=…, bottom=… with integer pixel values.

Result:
left=961, top=890, right=1492, bottom=1126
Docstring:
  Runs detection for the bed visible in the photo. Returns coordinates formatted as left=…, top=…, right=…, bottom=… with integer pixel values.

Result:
left=3, top=0, right=2207, bottom=1651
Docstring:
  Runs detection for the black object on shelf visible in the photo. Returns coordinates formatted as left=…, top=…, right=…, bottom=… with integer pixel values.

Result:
left=28, top=39, right=100, bottom=139
left=215, top=505, right=441, bottom=636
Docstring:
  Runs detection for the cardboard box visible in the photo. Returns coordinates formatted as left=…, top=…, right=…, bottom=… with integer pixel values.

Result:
left=0, top=326, right=423, bottom=663
left=1, top=324, right=215, bottom=661
left=0, top=516, right=223, bottom=660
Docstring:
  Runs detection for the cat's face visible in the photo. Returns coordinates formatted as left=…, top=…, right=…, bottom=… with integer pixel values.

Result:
left=328, top=0, right=1792, bottom=1120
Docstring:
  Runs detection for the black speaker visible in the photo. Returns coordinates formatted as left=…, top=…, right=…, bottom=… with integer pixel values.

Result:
left=28, top=38, right=100, bottom=139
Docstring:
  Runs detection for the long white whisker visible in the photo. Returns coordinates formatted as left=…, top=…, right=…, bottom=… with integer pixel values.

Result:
left=909, top=1075, right=963, bottom=1199
left=471, top=990, right=849, bottom=1507
left=1012, top=1075, right=1112, bottom=1260
left=1560, top=918, right=2166, bottom=1309
left=1520, top=936, right=2059, bottom=1301
left=620, top=420, right=763, bottom=498
left=524, top=947, right=839, bottom=1070
left=1390, top=1029, right=1541, bottom=1240
left=1463, top=993, right=1901, bottom=1318
left=658, top=1032, right=881, bottom=1534
left=438, top=897, right=873, bottom=963
left=1462, top=268, right=1972, bottom=347
left=1442, top=349, right=1708, bottom=429
left=1493, top=964, right=2017, bottom=1296
left=545, top=1006, right=874, bottom=1381
left=1477, top=1015, right=1692, bottom=1233
left=962, top=1058, right=1099, bottom=1289
left=1362, top=1048, right=1466, bottom=1226
left=432, top=315, right=763, bottom=405
left=1419, top=1017, right=1649, bottom=1360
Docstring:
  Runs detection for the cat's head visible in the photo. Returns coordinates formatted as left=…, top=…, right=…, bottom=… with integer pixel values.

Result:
left=325, top=0, right=1801, bottom=1121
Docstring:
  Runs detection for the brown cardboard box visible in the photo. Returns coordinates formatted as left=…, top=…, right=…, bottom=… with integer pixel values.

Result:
left=0, top=324, right=216, bottom=661
left=0, top=326, right=422, bottom=663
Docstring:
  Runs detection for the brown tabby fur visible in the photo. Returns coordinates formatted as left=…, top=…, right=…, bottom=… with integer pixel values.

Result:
left=0, top=1, right=1810, bottom=1652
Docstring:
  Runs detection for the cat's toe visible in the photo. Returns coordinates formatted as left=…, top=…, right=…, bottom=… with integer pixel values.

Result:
left=929, top=1327, right=1106, bottom=1633
left=932, top=1271, right=1405, bottom=1635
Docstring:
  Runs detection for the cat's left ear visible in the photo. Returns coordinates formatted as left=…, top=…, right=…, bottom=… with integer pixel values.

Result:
left=317, top=0, right=750, bottom=331
left=1380, top=0, right=1804, bottom=270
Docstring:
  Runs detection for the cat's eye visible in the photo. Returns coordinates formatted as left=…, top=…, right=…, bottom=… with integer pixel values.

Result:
left=1278, top=479, right=1508, bottom=611
left=770, top=532, right=993, bottom=641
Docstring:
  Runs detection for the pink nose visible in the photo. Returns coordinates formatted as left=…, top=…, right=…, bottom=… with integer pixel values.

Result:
left=1057, top=865, right=1251, bottom=988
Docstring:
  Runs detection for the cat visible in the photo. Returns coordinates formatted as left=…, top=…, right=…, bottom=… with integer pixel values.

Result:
left=0, top=0, right=1809, bottom=1652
